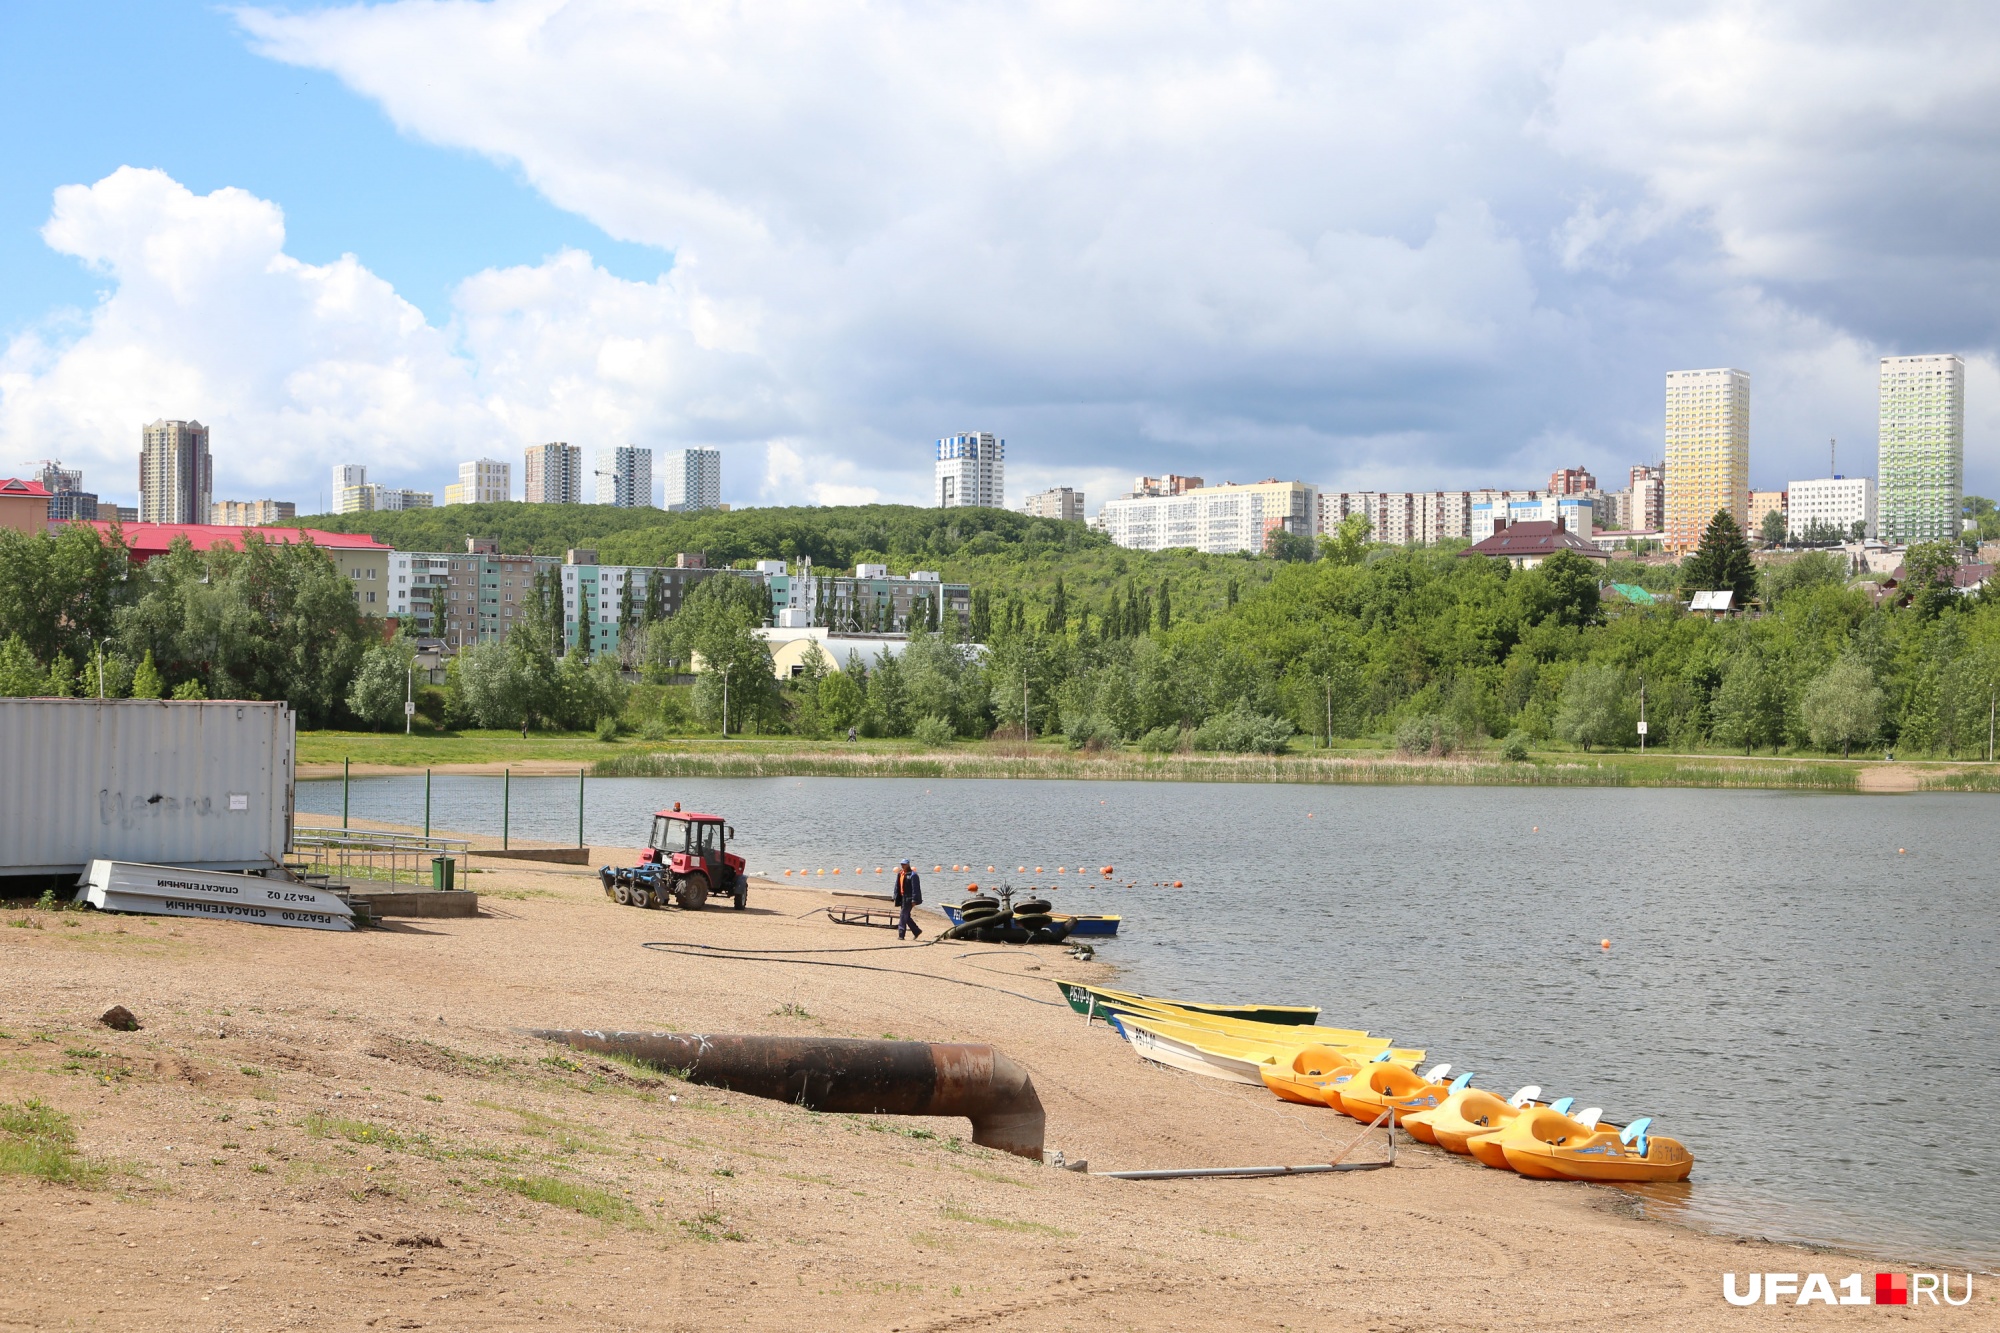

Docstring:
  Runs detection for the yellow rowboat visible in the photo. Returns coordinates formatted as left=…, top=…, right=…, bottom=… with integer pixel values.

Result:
left=1113, top=1014, right=1421, bottom=1086
left=1500, top=1115, right=1694, bottom=1183
left=1468, top=1097, right=1575, bottom=1168
left=1056, top=982, right=1321, bottom=1027
left=1103, top=999, right=1377, bottom=1051
left=1334, top=1062, right=1458, bottom=1125
left=1407, top=1085, right=1541, bottom=1154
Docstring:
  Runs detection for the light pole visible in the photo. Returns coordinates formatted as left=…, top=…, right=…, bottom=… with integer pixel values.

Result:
left=1638, top=674, right=1647, bottom=753
left=404, top=662, right=414, bottom=736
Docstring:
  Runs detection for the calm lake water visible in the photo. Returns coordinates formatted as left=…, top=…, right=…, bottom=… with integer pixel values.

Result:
left=298, top=774, right=1998, bottom=1271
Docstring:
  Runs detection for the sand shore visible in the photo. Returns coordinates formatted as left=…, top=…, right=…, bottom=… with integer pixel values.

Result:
left=2, top=854, right=1859, bottom=1329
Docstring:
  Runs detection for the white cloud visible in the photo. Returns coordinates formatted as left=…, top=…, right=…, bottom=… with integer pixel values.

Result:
left=0, top=168, right=785, bottom=508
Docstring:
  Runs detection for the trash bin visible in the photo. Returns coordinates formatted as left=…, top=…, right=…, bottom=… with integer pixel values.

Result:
left=431, top=856, right=455, bottom=891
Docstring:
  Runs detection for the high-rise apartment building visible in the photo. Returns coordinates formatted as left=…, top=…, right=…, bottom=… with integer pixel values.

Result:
left=1548, top=467, right=1597, bottom=496
left=661, top=447, right=722, bottom=512
left=33, top=461, right=97, bottom=522
left=1877, top=354, right=1964, bottom=545
left=595, top=447, right=653, bottom=508
left=332, top=466, right=432, bottom=514
left=935, top=432, right=1005, bottom=508
left=524, top=442, right=584, bottom=505
left=1664, top=369, right=1749, bottom=552
left=1021, top=487, right=1085, bottom=521
left=444, top=458, right=510, bottom=506
left=139, top=419, right=212, bottom=525
left=1629, top=463, right=1666, bottom=533
left=210, top=500, right=297, bottom=526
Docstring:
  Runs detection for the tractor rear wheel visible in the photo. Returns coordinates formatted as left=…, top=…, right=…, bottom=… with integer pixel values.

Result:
left=733, top=885, right=748, bottom=910
left=679, top=873, right=711, bottom=911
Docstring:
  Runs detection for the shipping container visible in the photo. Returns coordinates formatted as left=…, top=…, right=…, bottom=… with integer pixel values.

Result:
left=0, top=699, right=294, bottom=875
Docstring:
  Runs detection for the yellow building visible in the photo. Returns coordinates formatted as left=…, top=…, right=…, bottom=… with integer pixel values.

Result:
left=1746, top=489, right=1787, bottom=541
left=1664, top=368, right=1749, bottom=552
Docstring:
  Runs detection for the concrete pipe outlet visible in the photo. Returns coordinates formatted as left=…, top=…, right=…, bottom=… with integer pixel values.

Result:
left=529, top=1030, right=1047, bottom=1161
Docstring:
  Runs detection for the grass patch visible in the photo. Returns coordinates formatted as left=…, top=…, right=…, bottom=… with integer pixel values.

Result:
left=780, top=1170, right=836, bottom=1186
left=0, top=1099, right=106, bottom=1187
left=495, top=1173, right=642, bottom=1225
left=771, top=1002, right=810, bottom=1018
left=953, top=1164, right=1028, bottom=1187
left=938, top=1205, right=1072, bottom=1237
left=678, top=1209, right=746, bottom=1242
left=303, top=1113, right=404, bottom=1151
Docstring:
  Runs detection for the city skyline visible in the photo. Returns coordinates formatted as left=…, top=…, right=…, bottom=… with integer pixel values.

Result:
left=2, top=6, right=1998, bottom=516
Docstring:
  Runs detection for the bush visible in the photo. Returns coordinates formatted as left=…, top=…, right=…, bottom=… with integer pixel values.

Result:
left=1191, top=706, right=1294, bottom=754
left=912, top=715, right=956, bottom=747
left=1394, top=713, right=1456, bottom=758
left=1138, top=725, right=1182, bottom=753
left=1499, top=730, right=1530, bottom=762
left=595, top=714, right=621, bottom=742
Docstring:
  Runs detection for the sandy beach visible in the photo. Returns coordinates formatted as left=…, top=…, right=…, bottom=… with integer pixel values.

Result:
left=0, top=850, right=1900, bottom=1330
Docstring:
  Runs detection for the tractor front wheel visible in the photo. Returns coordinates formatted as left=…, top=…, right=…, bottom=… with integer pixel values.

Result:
left=679, top=872, right=711, bottom=911
left=733, top=885, right=748, bottom=910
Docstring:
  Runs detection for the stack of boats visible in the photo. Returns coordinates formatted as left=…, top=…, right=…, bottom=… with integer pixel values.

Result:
left=1057, top=982, right=1693, bottom=1184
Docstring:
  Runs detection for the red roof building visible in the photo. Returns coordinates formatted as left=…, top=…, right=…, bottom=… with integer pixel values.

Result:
left=1457, top=518, right=1611, bottom=569
left=0, top=477, right=53, bottom=537
left=81, top=520, right=388, bottom=562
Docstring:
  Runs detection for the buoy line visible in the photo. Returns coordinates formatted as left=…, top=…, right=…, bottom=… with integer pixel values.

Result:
left=637, top=941, right=1067, bottom=1007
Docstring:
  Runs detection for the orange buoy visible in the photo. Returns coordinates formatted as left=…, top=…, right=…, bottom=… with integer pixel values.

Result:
left=934, top=865, right=942, bottom=872
left=1172, top=880, right=1183, bottom=888
left=966, top=883, right=978, bottom=892
left=1018, top=866, right=1026, bottom=872
left=783, top=869, right=793, bottom=876
left=987, top=865, right=995, bottom=872
left=1101, top=866, right=1113, bottom=875
left=1899, top=848, right=1906, bottom=854
left=1035, top=866, right=1043, bottom=873
left=1601, top=939, right=1611, bottom=949
left=816, top=868, right=824, bottom=876
left=1056, top=866, right=1065, bottom=873
left=831, top=868, right=840, bottom=875
left=1532, top=826, right=1539, bottom=832
left=876, top=867, right=883, bottom=873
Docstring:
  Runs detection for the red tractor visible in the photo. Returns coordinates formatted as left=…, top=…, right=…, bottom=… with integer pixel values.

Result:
left=599, top=805, right=748, bottom=910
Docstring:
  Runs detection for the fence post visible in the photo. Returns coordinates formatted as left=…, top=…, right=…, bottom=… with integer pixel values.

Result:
left=578, top=768, right=585, bottom=848
left=342, top=757, right=350, bottom=830
left=424, top=768, right=432, bottom=839
left=503, top=768, right=510, bottom=851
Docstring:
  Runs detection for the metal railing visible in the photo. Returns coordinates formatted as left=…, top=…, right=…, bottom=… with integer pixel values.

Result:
left=291, top=829, right=471, bottom=888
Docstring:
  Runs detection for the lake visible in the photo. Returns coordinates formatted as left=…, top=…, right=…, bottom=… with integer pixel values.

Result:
left=297, top=773, right=1998, bottom=1271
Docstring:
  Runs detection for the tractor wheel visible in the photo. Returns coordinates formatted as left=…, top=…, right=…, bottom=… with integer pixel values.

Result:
left=613, top=879, right=632, bottom=906
left=679, top=873, right=711, bottom=911
left=633, top=883, right=656, bottom=909
left=733, top=885, right=748, bottom=910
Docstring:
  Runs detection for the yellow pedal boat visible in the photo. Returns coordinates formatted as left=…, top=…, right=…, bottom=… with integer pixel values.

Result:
left=1397, top=1072, right=1477, bottom=1143
left=1413, top=1085, right=1541, bottom=1155
left=1501, top=1115, right=1694, bottom=1183
left=1258, top=1047, right=1361, bottom=1105
left=1335, top=1061, right=1457, bottom=1124
left=1472, top=1088, right=1576, bottom=1160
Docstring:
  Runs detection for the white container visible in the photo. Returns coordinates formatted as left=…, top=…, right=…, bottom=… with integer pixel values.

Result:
left=0, top=699, right=294, bottom=875
left=75, top=859, right=352, bottom=931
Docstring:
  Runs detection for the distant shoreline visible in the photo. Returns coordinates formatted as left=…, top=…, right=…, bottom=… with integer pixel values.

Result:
left=295, top=743, right=2000, bottom=793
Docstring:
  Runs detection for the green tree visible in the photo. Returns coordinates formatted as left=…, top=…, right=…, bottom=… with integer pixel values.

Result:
left=1553, top=664, right=1634, bottom=751
left=1321, top=514, right=1373, bottom=567
left=0, top=524, right=129, bottom=668
left=1678, top=510, right=1758, bottom=605
left=819, top=668, right=864, bottom=732
left=1711, top=653, right=1786, bottom=752
left=1759, top=509, right=1788, bottom=547
left=1157, top=579, right=1172, bottom=632
left=1902, top=542, right=1962, bottom=620
left=1801, top=655, right=1883, bottom=758
left=131, top=650, right=164, bottom=700
left=1043, top=577, right=1068, bottom=634
left=0, top=634, right=47, bottom=696
left=1266, top=528, right=1317, bottom=562
left=346, top=635, right=418, bottom=729
left=171, top=678, right=207, bottom=700
left=1763, top=551, right=1847, bottom=608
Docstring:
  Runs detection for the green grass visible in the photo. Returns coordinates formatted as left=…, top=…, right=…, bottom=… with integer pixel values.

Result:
left=937, top=1205, right=1071, bottom=1237
left=303, top=1113, right=404, bottom=1151
left=678, top=1208, right=746, bottom=1242
left=0, top=1099, right=105, bottom=1187
left=495, top=1173, right=642, bottom=1224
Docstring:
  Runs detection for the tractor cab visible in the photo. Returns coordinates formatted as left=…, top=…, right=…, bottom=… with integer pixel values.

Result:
left=634, top=803, right=747, bottom=909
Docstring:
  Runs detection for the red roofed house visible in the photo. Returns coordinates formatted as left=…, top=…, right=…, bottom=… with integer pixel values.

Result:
left=85, top=521, right=394, bottom=616
left=1456, top=518, right=1611, bottom=570
left=0, top=477, right=52, bottom=536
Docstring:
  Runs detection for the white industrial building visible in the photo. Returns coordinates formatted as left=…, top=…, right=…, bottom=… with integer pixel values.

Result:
left=595, top=446, right=653, bottom=508
left=936, top=432, right=1005, bottom=508
left=1096, top=480, right=1316, bottom=554
left=1787, top=476, right=1877, bottom=542
left=662, top=447, right=722, bottom=511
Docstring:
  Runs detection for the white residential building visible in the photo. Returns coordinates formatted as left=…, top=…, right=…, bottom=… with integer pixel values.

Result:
left=335, top=468, right=433, bottom=514
left=1878, top=353, right=1964, bottom=545
left=444, top=458, right=510, bottom=506
left=1471, top=492, right=1593, bottom=543
left=935, top=432, right=1005, bottom=508
left=1096, top=480, right=1316, bottom=554
left=524, top=442, right=584, bottom=505
left=1787, top=476, right=1877, bottom=542
left=661, top=447, right=722, bottom=511
left=1021, top=486, right=1085, bottom=521
left=595, top=446, right=653, bottom=508
left=388, top=551, right=455, bottom=632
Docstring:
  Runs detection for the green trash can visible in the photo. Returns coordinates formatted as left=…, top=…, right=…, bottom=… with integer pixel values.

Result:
left=431, top=856, right=455, bottom=891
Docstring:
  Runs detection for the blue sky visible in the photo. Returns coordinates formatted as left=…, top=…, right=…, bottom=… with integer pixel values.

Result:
left=3, top=2, right=1998, bottom=513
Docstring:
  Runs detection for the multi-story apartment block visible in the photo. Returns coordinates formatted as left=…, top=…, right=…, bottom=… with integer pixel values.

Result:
left=756, top=560, right=971, bottom=635
left=387, top=552, right=454, bottom=633
left=332, top=465, right=431, bottom=514
left=1132, top=474, right=1204, bottom=497
left=1548, top=467, right=1597, bottom=496
left=210, top=500, right=297, bottom=526
left=139, top=419, right=212, bottom=525
left=936, top=432, right=1005, bottom=508
left=433, top=537, right=561, bottom=649
left=661, top=447, right=722, bottom=512
left=1664, top=368, right=1750, bottom=551
left=444, top=458, right=510, bottom=506
left=1787, top=476, right=1876, bottom=542
left=1097, top=480, right=1316, bottom=554
left=1021, top=487, right=1085, bottom=521
left=560, top=551, right=720, bottom=657
left=595, top=446, right=653, bottom=508
left=524, top=442, right=584, bottom=505
left=1747, top=490, right=1788, bottom=539
left=1471, top=492, right=1594, bottom=542
left=34, top=461, right=97, bottom=521
left=1630, top=463, right=1666, bottom=533
left=1877, top=354, right=1964, bottom=545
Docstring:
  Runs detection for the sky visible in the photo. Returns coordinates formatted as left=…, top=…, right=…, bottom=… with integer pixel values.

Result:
left=3, top=1, right=1999, bottom=515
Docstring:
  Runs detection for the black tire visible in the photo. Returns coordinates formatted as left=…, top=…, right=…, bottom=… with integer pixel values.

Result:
left=733, top=886, right=748, bottom=910
left=680, top=872, right=711, bottom=911
left=961, top=908, right=999, bottom=923
left=1014, top=899, right=1052, bottom=915
left=1043, top=918, right=1074, bottom=943
left=613, top=880, right=632, bottom=906
left=1013, top=915, right=1053, bottom=930
left=963, top=897, right=999, bottom=912
left=1001, top=924, right=1031, bottom=944
left=974, top=925, right=1002, bottom=943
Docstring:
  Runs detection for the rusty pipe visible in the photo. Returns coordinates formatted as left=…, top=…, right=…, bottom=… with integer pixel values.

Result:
left=529, top=1030, right=1046, bottom=1160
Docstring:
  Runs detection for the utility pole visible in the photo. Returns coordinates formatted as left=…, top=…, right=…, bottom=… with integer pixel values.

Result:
left=404, top=662, right=414, bottom=735
left=1638, top=675, right=1648, bottom=752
